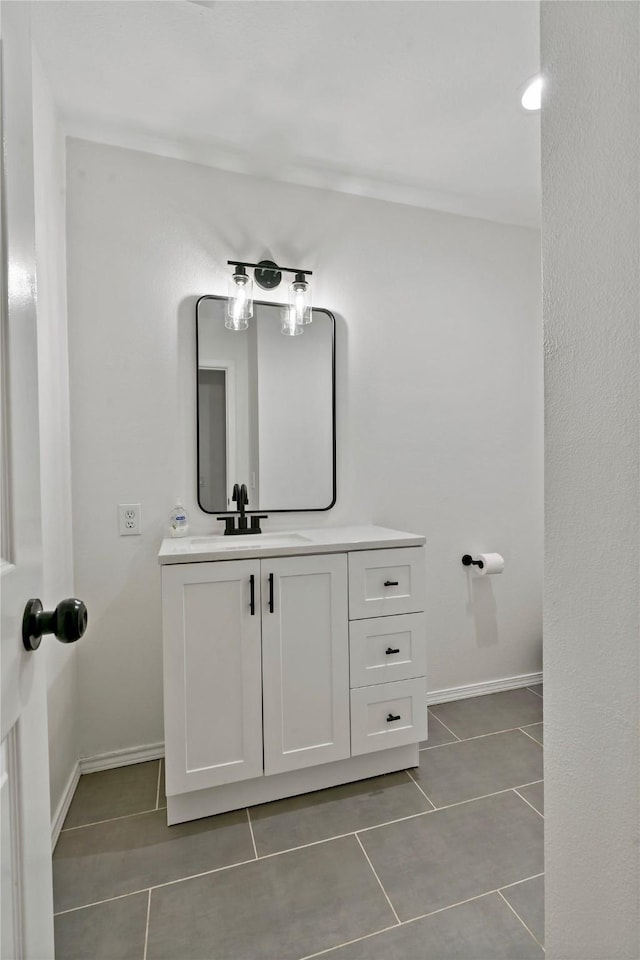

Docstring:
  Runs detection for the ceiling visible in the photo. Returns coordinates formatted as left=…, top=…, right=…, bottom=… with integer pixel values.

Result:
left=31, top=1, right=540, bottom=227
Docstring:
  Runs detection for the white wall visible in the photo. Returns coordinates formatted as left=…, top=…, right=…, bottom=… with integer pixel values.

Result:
left=541, top=3, right=640, bottom=957
left=66, top=138, right=542, bottom=760
left=31, top=53, right=78, bottom=822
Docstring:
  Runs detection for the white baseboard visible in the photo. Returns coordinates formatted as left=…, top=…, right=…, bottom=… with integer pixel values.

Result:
left=427, top=672, right=543, bottom=706
left=51, top=761, right=81, bottom=850
left=80, top=741, right=165, bottom=775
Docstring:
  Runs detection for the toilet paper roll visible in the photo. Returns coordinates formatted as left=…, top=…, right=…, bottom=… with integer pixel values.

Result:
left=475, top=553, right=505, bottom=576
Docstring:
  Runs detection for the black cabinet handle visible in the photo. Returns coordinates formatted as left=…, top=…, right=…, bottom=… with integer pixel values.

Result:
left=384, top=580, right=399, bottom=587
left=385, top=647, right=400, bottom=655
left=268, top=573, right=274, bottom=613
left=249, top=574, right=255, bottom=615
left=387, top=713, right=401, bottom=723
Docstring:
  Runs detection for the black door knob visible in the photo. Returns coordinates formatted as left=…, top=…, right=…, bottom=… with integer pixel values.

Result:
left=22, top=598, right=88, bottom=652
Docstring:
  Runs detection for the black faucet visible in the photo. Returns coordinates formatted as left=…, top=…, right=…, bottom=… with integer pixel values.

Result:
left=233, top=483, right=249, bottom=530
left=217, top=483, right=268, bottom=536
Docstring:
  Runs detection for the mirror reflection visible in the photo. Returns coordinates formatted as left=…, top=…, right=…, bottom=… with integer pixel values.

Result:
left=196, top=296, right=335, bottom=514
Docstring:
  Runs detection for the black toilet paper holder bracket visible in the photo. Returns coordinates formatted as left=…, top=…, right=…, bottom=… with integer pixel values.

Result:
left=461, top=554, right=484, bottom=569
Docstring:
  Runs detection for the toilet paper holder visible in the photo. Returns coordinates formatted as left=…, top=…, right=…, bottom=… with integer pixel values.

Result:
left=461, top=554, right=484, bottom=569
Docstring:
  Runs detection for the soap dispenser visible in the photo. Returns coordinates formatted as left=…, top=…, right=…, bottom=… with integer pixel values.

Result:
left=169, top=499, right=189, bottom=538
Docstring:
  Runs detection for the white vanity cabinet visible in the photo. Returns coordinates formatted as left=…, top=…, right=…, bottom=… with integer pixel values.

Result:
left=160, top=526, right=427, bottom=824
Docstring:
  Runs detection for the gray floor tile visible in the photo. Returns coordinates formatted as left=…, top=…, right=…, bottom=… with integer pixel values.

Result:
left=419, top=711, right=459, bottom=749
left=527, top=684, right=543, bottom=698
left=53, top=807, right=254, bottom=912
left=501, top=875, right=545, bottom=945
left=146, top=835, right=397, bottom=960
left=321, top=892, right=544, bottom=959
left=54, top=892, right=148, bottom=960
left=516, top=781, right=544, bottom=816
left=522, top=722, right=544, bottom=745
left=62, top=761, right=160, bottom=828
left=430, top=689, right=543, bottom=739
left=359, top=791, right=544, bottom=921
left=250, top=772, right=432, bottom=857
left=411, top=730, right=543, bottom=807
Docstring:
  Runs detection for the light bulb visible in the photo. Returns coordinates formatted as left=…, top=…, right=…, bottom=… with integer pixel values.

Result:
left=226, top=268, right=253, bottom=330
left=288, top=273, right=312, bottom=325
left=521, top=75, right=542, bottom=112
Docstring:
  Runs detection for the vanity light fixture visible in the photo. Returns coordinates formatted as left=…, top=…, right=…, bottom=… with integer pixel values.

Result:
left=227, top=259, right=313, bottom=335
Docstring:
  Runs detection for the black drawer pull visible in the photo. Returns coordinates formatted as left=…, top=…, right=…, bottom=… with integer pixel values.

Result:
left=387, top=713, right=401, bottom=722
left=268, top=572, right=274, bottom=613
left=385, top=647, right=400, bottom=655
left=384, top=579, right=399, bottom=587
left=249, top=574, right=255, bottom=615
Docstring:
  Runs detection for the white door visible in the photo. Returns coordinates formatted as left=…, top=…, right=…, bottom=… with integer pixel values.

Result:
left=161, top=560, right=263, bottom=797
left=262, top=553, right=350, bottom=776
left=1, top=6, right=54, bottom=958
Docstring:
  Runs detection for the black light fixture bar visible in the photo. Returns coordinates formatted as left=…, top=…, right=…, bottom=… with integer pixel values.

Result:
left=227, top=260, right=312, bottom=277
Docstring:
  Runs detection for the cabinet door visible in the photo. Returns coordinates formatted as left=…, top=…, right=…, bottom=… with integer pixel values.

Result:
left=262, top=553, right=350, bottom=775
left=162, top=560, right=263, bottom=795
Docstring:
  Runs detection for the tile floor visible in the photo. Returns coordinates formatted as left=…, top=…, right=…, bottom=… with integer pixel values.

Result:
left=53, top=685, right=544, bottom=959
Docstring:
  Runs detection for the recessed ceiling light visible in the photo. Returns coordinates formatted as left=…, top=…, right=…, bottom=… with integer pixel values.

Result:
left=521, top=75, right=543, bottom=112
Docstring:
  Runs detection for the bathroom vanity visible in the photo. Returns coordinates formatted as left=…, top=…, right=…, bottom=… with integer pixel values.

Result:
left=159, top=526, right=427, bottom=824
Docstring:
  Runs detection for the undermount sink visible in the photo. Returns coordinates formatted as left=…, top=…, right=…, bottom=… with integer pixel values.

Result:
left=189, top=532, right=312, bottom=551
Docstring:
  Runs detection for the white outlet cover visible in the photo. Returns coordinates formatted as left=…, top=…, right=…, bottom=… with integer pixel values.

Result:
left=118, top=503, right=141, bottom=536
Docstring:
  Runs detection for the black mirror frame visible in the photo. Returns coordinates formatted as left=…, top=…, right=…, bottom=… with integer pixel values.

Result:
left=195, top=294, right=337, bottom=515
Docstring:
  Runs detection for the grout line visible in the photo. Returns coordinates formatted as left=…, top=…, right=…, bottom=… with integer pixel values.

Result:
left=498, top=888, right=545, bottom=952
left=404, top=769, right=436, bottom=809
left=143, top=889, right=151, bottom=960
left=355, top=834, right=401, bottom=925
left=155, top=761, right=162, bottom=811
left=513, top=787, right=544, bottom=819
left=427, top=711, right=461, bottom=741
left=400, top=889, right=502, bottom=926
left=55, top=888, right=152, bottom=917
left=449, top=726, right=543, bottom=744
left=246, top=808, right=258, bottom=859
left=519, top=726, right=544, bottom=746
left=61, top=807, right=159, bottom=832
left=405, top=782, right=546, bottom=817
left=499, top=872, right=544, bottom=891
left=419, top=740, right=460, bottom=752
left=298, top=923, right=401, bottom=960
left=526, top=686, right=544, bottom=700
left=420, top=723, right=545, bottom=750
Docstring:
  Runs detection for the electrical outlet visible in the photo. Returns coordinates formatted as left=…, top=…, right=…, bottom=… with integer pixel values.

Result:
left=118, top=503, right=142, bottom=536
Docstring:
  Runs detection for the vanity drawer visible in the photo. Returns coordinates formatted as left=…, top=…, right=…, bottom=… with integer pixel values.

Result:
left=348, top=547, right=426, bottom=620
left=350, top=678, right=427, bottom=756
left=349, top=613, right=426, bottom=688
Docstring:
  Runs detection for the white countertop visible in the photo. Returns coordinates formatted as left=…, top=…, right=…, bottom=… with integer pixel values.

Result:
left=158, top=525, right=425, bottom=564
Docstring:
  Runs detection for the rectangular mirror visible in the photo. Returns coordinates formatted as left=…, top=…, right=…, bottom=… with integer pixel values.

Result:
left=196, top=295, right=336, bottom=514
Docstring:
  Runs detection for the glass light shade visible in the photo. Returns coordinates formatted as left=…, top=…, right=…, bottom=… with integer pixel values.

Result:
left=281, top=306, right=303, bottom=336
left=288, top=275, right=312, bottom=325
left=226, top=270, right=253, bottom=330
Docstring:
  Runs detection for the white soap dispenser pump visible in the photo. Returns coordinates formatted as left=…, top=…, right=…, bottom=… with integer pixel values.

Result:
left=169, top=498, right=189, bottom=538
